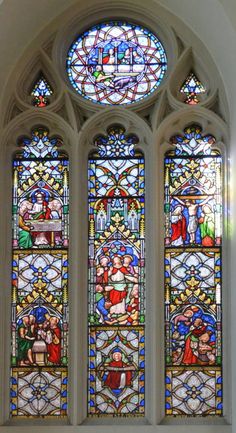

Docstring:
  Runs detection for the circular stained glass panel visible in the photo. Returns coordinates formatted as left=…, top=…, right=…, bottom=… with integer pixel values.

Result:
left=66, top=21, right=167, bottom=105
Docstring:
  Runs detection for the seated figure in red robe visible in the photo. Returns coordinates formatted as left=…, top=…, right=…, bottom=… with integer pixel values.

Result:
left=103, top=350, right=135, bottom=390
left=28, top=191, right=52, bottom=246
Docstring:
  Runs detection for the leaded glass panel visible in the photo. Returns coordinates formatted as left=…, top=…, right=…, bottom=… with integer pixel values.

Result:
left=164, top=125, right=223, bottom=416
left=31, top=76, right=53, bottom=107
left=11, top=128, right=69, bottom=417
left=67, top=22, right=167, bottom=105
left=88, top=126, right=145, bottom=416
left=180, top=72, right=205, bottom=105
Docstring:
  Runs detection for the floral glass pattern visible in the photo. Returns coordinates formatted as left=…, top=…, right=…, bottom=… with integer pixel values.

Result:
left=88, top=126, right=145, bottom=416
left=11, top=128, right=69, bottom=417
left=164, top=125, right=222, bottom=416
left=67, top=22, right=167, bottom=105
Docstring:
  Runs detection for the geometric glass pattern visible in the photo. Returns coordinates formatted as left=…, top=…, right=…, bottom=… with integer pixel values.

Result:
left=67, top=22, right=167, bottom=106
left=164, top=125, right=222, bottom=416
left=166, top=369, right=222, bottom=415
left=11, top=128, right=69, bottom=417
left=88, top=125, right=145, bottom=415
left=11, top=369, right=67, bottom=416
left=180, top=72, right=205, bottom=105
left=31, top=76, right=53, bottom=107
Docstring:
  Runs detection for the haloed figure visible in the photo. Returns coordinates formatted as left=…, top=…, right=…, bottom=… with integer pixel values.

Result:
left=28, top=192, right=51, bottom=246
left=199, top=204, right=215, bottom=246
left=103, top=350, right=135, bottom=390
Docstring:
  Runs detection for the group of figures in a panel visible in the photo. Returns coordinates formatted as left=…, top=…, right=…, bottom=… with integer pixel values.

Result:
left=12, top=251, right=68, bottom=368
left=11, top=130, right=69, bottom=417
left=67, top=22, right=167, bottom=105
left=164, top=127, right=222, bottom=416
left=13, top=155, right=69, bottom=250
left=165, top=248, right=221, bottom=368
left=88, top=128, right=145, bottom=415
left=94, top=244, right=140, bottom=326
left=7, top=11, right=225, bottom=421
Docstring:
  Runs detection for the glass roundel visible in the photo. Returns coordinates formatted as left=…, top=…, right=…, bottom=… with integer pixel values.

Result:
left=66, top=21, right=167, bottom=105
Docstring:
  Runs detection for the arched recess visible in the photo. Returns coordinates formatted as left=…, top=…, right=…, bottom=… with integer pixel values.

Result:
left=15, top=51, right=62, bottom=110
left=0, top=111, right=80, bottom=424
left=77, top=108, right=154, bottom=422
left=52, top=1, right=177, bottom=113
left=167, top=47, right=218, bottom=109
left=0, top=0, right=232, bottom=430
left=154, top=107, right=229, bottom=421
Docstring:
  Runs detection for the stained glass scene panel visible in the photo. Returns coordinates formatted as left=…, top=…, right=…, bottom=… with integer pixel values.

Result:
left=67, top=21, right=167, bottom=105
left=165, top=248, right=221, bottom=367
left=11, top=129, right=69, bottom=417
left=164, top=126, right=222, bottom=416
left=164, top=155, right=222, bottom=247
left=88, top=126, right=145, bottom=416
left=13, top=130, right=69, bottom=250
left=12, top=251, right=68, bottom=367
left=89, top=327, right=145, bottom=416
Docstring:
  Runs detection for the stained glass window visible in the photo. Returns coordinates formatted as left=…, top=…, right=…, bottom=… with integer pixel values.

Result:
left=31, top=76, right=53, bottom=107
left=164, top=125, right=222, bottom=416
left=67, top=22, right=167, bottom=105
left=11, top=128, right=69, bottom=417
left=88, top=126, right=145, bottom=416
left=180, top=72, right=205, bottom=105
